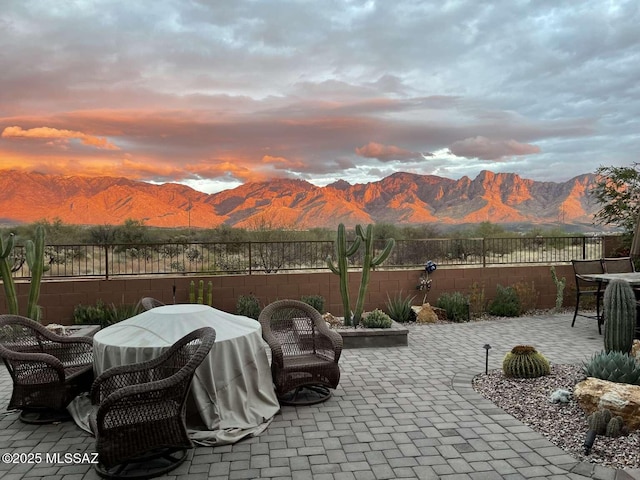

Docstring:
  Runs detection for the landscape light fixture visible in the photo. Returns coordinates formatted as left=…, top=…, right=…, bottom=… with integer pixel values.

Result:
left=483, top=344, right=491, bottom=375
left=583, top=429, right=596, bottom=455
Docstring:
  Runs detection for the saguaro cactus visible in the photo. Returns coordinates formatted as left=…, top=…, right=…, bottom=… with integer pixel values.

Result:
left=603, top=279, right=636, bottom=354
left=550, top=266, right=566, bottom=312
left=25, top=225, right=48, bottom=321
left=352, top=224, right=395, bottom=325
left=0, top=233, right=18, bottom=315
left=0, top=226, right=48, bottom=321
left=326, top=223, right=361, bottom=326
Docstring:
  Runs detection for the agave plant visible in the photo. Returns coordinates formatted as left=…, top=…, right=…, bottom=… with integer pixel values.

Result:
left=582, top=350, right=640, bottom=386
left=386, top=290, right=416, bottom=323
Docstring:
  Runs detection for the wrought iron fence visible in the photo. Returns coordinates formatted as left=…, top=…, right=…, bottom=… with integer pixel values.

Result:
left=5, top=236, right=604, bottom=279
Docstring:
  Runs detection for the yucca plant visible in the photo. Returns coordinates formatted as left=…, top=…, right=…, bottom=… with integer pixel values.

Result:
left=583, top=350, right=640, bottom=386
left=386, top=291, right=416, bottom=323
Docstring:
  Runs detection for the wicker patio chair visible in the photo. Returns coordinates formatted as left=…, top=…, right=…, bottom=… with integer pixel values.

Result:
left=89, top=326, right=216, bottom=479
left=138, top=297, right=165, bottom=311
left=571, top=259, right=604, bottom=334
left=0, top=314, right=94, bottom=424
left=259, top=299, right=342, bottom=405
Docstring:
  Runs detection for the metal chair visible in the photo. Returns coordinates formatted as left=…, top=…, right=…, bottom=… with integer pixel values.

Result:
left=571, top=259, right=604, bottom=334
left=259, top=299, right=342, bottom=405
left=0, top=315, right=94, bottom=424
left=602, top=257, right=635, bottom=273
left=89, top=326, right=216, bottom=479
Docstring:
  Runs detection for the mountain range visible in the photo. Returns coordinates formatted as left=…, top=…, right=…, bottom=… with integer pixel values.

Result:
left=0, top=169, right=599, bottom=229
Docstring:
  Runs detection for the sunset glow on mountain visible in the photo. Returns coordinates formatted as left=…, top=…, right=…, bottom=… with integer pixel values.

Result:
left=1, top=2, right=638, bottom=195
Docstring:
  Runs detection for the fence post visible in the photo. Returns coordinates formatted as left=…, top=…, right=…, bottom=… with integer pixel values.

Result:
left=482, top=238, right=486, bottom=267
left=582, top=237, right=586, bottom=259
left=248, top=242, right=252, bottom=275
left=104, top=245, right=110, bottom=279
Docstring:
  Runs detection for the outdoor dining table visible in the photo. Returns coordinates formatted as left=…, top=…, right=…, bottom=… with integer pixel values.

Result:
left=580, top=272, right=640, bottom=285
left=69, top=303, right=280, bottom=445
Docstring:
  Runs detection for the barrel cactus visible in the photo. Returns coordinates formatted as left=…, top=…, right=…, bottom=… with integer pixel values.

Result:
left=502, top=345, right=550, bottom=378
left=603, top=279, right=636, bottom=354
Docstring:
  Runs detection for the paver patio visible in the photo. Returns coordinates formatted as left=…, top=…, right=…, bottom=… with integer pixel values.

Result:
left=1, top=312, right=639, bottom=480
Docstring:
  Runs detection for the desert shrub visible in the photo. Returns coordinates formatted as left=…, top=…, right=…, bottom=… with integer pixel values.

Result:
left=301, top=294, right=325, bottom=313
left=435, top=292, right=469, bottom=322
left=512, top=281, right=538, bottom=314
left=468, top=282, right=486, bottom=318
left=236, top=294, right=261, bottom=319
left=73, top=300, right=140, bottom=328
left=73, top=300, right=109, bottom=326
left=487, top=285, right=521, bottom=317
left=361, top=309, right=392, bottom=328
left=385, top=291, right=416, bottom=323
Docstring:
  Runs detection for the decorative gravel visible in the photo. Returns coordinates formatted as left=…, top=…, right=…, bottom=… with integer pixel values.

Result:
left=472, top=364, right=640, bottom=470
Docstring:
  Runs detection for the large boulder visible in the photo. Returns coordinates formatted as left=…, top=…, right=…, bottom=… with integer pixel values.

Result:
left=632, top=340, right=640, bottom=361
left=415, top=304, right=438, bottom=323
left=574, top=377, right=640, bottom=431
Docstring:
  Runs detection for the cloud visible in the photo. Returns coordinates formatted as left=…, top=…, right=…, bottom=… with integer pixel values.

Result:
left=448, top=136, right=541, bottom=161
left=355, top=142, right=421, bottom=162
left=0, top=0, right=638, bottom=191
left=1, top=126, right=119, bottom=150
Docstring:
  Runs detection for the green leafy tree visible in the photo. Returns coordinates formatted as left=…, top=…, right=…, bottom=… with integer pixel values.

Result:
left=88, top=224, right=117, bottom=244
left=472, top=221, right=508, bottom=238
left=115, top=218, right=150, bottom=245
left=591, top=163, right=640, bottom=234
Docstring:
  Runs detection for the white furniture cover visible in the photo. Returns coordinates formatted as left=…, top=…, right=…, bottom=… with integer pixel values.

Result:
left=70, top=304, right=280, bottom=445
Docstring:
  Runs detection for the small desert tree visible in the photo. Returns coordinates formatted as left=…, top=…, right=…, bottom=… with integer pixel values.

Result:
left=591, top=163, right=640, bottom=235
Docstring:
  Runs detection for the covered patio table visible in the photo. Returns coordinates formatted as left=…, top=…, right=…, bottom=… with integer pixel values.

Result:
left=580, top=272, right=640, bottom=285
left=70, top=304, right=280, bottom=445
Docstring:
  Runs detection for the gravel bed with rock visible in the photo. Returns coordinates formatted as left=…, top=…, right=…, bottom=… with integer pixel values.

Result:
left=472, top=364, right=640, bottom=470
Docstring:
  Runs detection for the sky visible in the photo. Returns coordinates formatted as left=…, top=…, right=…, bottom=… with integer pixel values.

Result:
left=1, top=0, right=639, bottom=194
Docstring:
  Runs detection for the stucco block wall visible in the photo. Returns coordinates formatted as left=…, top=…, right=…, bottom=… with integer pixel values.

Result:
left=0, top=264, right=577, bottom=325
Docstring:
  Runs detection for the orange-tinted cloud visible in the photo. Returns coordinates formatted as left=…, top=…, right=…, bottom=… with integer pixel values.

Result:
left=355, top=142, right=420, bottom=161
left=186, top=160, right=265, bottom=183
left=1, top=126, right=119, bottom=150
left=261, top=155, right=306, bottom=171
left=448, top=136, right=540, bottom=160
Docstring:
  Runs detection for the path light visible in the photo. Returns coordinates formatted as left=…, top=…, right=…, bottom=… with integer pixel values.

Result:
left=583, top=429, right=596, bottom=455
left=483, top=344, right=492, bottom=375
